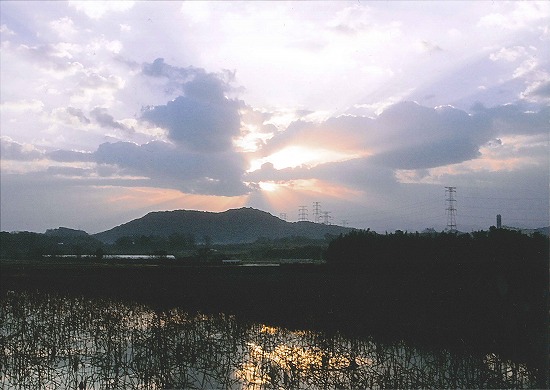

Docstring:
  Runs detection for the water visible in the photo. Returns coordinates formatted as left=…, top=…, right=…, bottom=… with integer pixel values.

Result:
left=0, top=291, right=540, bottom=389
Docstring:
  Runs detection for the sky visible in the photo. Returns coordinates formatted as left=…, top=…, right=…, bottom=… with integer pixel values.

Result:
left=1, top=1, right=549, bottom=234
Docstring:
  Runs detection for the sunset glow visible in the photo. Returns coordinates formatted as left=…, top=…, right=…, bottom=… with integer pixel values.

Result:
left=251, top=146, right=359, bottom=171
left=1, top=1, right=548, bottom=233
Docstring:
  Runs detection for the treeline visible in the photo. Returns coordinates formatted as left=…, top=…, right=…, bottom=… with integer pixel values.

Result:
left=113, top=233, right=197, bottom=254
left=324, top=227, right=548, bottom=374
left=324, top=227, right=549, bottom=330
left=0, top=231, right=200, bottom=259
left=325, top=227, right=548, bottom=268
left=0, top=231, right=330, bottom=261
left=245, top=235, right=333, bottom=260
left=0, top=231, right=103, bottom=259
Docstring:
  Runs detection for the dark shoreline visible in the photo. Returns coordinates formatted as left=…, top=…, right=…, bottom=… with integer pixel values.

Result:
left=1, top=260, right=547, bottom=387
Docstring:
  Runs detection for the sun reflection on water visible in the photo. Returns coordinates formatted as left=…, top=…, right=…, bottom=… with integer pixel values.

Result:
left=0, top=291, right=540, bottom=389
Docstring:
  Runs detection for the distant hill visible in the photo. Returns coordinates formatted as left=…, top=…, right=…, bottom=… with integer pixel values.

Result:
left=501, top=226, right=550, bottom=236
left=93, top=207, right=354, bottom=244
left=45, top=227, right=89, bottom=237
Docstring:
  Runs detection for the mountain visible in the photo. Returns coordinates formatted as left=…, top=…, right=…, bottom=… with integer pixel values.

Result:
left=45, top=227, right=89, bottom=237
left=93, top=207, right=354, bottom=244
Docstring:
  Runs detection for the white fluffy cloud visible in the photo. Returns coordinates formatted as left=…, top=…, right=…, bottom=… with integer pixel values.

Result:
left=68, top=1, right=135, bottom=20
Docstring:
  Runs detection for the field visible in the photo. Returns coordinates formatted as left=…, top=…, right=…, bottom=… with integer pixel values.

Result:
left=1, top=257, right=547, bottom=385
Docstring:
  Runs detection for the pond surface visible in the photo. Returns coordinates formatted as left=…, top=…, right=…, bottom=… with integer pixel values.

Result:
left=0, top=291, right=540, bottom=389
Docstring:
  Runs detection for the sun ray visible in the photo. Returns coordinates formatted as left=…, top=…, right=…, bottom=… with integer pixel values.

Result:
left=247, top=179, right=363, bottom=221
left=98, top=186, right=249, bottom=212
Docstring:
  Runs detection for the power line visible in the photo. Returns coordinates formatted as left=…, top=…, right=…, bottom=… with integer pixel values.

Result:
left=462, top=196, right=548, bottom=201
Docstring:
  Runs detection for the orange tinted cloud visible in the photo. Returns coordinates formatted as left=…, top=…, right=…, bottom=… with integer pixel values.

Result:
left=100, top=186, right=248, bottom=211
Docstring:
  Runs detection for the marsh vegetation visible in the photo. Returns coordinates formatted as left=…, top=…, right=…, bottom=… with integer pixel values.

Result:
left=1, top=228, right=547, bottom=388
left=0, top=291, right=541, bottom=389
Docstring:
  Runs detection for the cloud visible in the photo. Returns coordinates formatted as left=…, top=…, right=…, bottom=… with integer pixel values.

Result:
left=48, top=149, right=94, bottom=163
left=69, top=1, right=135, bottom=20
left=246, top=158, right=397, bottom=192
left=372, top=138, right=480, bottom=170
left=521, top=80, right=550, bottom=102
left=141, top=58, right=195, bottom=95
left=141, top=62, right=241, bottom=153
left=258, top=115, right=375, bottom=159
left=0, top=99, right=44, bottom=113
left=16, top=43, right=78, bottom=72
left=93, top=141, right=249, bottom=196
left=258, top=102, right=487, bottom=170
left=329, top=4, right=375, bottom=34
left=65, top=107, right=90, bottom=124
left=0, top=24, right=16, bottom=36
left=46, top=166, right=93, bottom=177
left=11, top=137, right=250, bottom=196
left=49, top=17, right=77, bottom=37
left=252, top=101, right=549, bottom=185
left=477, top=2, right=550, bottom=30
left=76, top=71, right=124, bottom=91
left=489, top=46, right=529, bottom=62
left=0, top=57, right=251, bottom=197
left=481, top=104, right=550, bottom=135
left=0, top=137, right=44, bottom=161
left=142, top=57, right=195, bottom=81
left=418, top=40, right=443, bottom=53
left=90, top=107, right=133, bottom=132
left=7, top=39, right=126, bottom=112
left=5, top=95, right=546, bottom=204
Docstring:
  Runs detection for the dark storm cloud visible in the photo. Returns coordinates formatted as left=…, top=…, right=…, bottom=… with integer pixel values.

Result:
left=90, top=107, right=133, bottom=132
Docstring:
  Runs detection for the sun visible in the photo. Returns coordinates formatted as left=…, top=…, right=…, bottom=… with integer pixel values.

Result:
left=249, top=145, right=358, bottom=172
left=258, top=181, right=279, bottom=192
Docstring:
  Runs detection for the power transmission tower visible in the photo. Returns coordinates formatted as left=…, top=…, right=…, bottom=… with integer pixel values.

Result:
left=342, top=220, right=348, bottom=227
left=298, top=206, right=308, bottom=222
left=312, top=202, right=321, bottom=223
left=279, top=213, right=287, bottom=221
left=321, top=211, right=332, bottom=225
left=445, top=186, right=457, bottom=232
